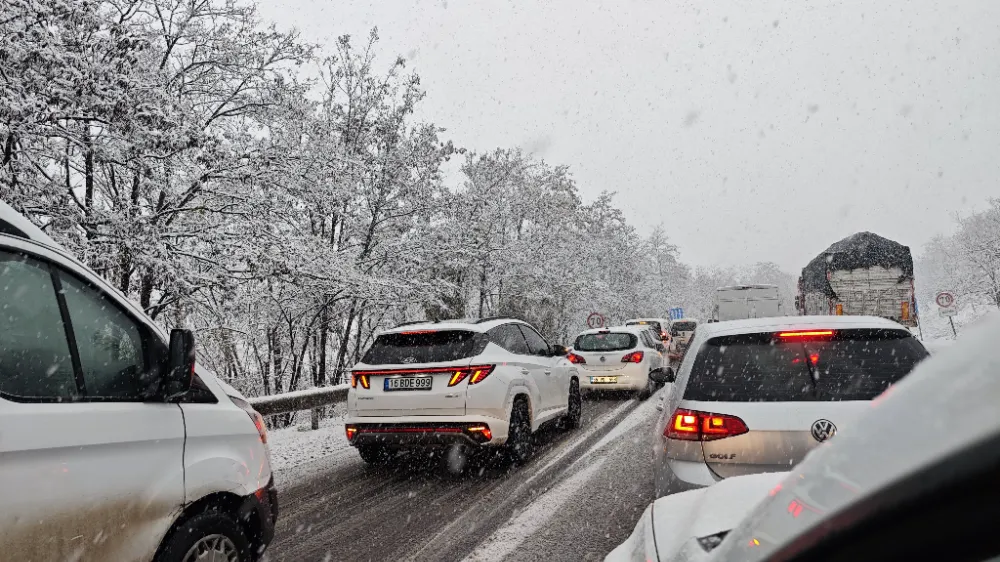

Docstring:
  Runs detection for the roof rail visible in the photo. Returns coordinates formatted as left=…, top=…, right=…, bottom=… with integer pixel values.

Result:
left=474, top=316, right=522, bottom=324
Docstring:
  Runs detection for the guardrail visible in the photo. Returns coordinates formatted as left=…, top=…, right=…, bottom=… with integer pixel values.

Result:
left=248, top=384, right=350, bottom=421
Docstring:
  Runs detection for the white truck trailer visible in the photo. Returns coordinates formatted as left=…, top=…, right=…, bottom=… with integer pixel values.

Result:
left=796, top=232, right=918, bottom=327
left=712, top=284, right=782, bottom=321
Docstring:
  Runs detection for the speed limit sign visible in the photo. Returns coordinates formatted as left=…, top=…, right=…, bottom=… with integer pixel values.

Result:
left=936, top=291, right=957, bottom=317
left=586, top=312, right=605, bottom=329
left=935, top=292, right=955, bottom=308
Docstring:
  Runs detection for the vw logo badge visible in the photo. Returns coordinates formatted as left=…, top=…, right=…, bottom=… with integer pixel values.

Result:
left=599, top=356, right=606, bottom=362
left=810, top=419, right=837, bottom=442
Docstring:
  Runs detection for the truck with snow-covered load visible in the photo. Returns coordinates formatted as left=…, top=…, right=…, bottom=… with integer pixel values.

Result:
left=796, top=232, right=918, bottom=327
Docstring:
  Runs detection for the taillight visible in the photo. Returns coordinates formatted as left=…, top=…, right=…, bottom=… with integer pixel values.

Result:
left=621, top=351, right=644, bottom=363
left=351, top=372, right=370, bottom=389
left=230, top=396, right=268, bottom=444
left=777, top=330, right=834, bottom=339
left=664, top=408, right=748, bottom=441
left=345, top=425, right=357, bottom=441
left=446, top=365, right=496, bottom=387
left=567, top=352, right=586, bottom=364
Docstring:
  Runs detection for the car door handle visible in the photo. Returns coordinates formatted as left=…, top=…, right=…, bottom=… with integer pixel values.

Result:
left=521, top=368, right=530, bottom=375
left=544, top=369, right=552, bottom=375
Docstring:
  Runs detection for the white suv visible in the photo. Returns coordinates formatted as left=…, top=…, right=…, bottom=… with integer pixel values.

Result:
left=0, top=200, right=277, bottom=562
left=345, top=318, right=582, bottom=469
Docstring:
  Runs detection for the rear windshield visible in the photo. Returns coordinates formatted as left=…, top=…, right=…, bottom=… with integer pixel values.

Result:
left=574, top=332, right=638, bottom=352
left=361, top=330, right=485, bottom=365
left=683, top=329, right=928, bottom=402
left=671, top=322, right=697, bottom=334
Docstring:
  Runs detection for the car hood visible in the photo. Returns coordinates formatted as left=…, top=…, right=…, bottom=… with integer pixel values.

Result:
left=650, top=472, right=788, bottom=561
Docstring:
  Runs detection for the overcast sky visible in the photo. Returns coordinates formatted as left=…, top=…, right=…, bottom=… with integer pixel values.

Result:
left=257, top=0, right=1000, bottom=272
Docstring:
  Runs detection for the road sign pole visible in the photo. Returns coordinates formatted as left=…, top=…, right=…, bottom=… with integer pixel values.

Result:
left=949, top=316, right=957, bottom=338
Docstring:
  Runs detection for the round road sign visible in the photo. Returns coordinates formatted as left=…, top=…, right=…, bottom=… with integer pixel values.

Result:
left=586, top=312, right=605, bottom=329
left=935, top=292, right=955, bottom=308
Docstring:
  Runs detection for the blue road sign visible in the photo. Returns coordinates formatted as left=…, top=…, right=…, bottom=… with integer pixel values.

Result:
left=668, top=307, right=684, bottom=320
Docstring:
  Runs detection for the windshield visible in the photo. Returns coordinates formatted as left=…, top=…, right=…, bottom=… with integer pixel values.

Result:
left=574, top=333, right=638, bottom=352
left=3, top=0, right=998, bottom=560
left=684, top=329, right=929, bottom=402
left=361, top=331, right=485, bottom=365
left=671, top=322, right=697, bottom=334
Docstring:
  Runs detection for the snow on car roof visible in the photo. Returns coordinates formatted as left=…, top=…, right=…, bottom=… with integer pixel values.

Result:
left=699, top=314, right=902, bottom=338
left=577, top=324, right=653, bottom=336
left=0, top=199, right=63, bottom=250
left=714, top=315, right=1000, bottom=560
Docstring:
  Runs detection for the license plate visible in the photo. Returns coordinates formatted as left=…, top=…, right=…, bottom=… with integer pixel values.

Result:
left=384, top=376, right=433, bottom=391
left=590, top=376, right=618, bottom=384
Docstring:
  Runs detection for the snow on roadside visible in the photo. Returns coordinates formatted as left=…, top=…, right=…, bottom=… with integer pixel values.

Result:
left=266, top=410, right=351, bottom=476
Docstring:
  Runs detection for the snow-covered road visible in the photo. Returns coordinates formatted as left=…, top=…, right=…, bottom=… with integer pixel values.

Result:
left=261, top=392, right=663, bottom=562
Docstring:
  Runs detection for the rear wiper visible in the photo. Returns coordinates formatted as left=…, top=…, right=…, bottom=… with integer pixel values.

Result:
left=795, top=342, right=820, bottom=398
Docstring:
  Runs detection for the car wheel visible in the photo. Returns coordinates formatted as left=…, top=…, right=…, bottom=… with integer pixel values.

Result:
left=504, top=399, right=533, bottom=465
left=155, top=507, right=252, bottom=562
left=559, top=379, right=582, bottom=430
left=357, top=444, right=396, bottom=466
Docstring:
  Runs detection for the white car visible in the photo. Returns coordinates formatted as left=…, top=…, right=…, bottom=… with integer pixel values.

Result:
left=570, top=325, right=668, bottom=399
left=345, top=318, right=582, bottom=469
left=0, top=200, right=277, bottom=561
left=651, top=315, right=928, bottom=499
left=624, top=317, right=672, bottom=342
left=609, top=316, right=1000, bottom=562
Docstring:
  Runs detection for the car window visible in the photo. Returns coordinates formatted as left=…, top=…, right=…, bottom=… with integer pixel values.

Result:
left=683, top=329, right=929, bottom=402
left=57, top=270, right=153, bottom=399
left=0, top=251, right=78, bottom=400
left=487, top=324, right=531, bottom=355
left=361, top=330, right=487, bottom=364
left=575, top=332, right=638, bottom=352
left=671, top=321, right=697, bottom=334
left=517, top=325, right=550, bottom=356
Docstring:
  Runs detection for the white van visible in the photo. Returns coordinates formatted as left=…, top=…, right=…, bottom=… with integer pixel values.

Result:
left=0, top=200, right=277, bottom=562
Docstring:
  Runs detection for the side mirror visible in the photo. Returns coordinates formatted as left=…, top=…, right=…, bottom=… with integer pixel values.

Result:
left=165, top=329, right=196, bottom=398
left=551, top=344, right=569, bottom=357
left=649, top=367, right=675, bottom=384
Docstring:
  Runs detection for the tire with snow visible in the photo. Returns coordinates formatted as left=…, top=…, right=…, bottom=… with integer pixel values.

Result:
left=155, top=506, right=251, bottom=562
left=357, top=444, right=396, bottom=466
left=559, top=379, right=582, bottom=430
left=504, top=399, right=533, bottom=465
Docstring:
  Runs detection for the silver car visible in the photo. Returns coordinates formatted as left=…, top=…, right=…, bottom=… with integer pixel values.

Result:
left=652, top=315, right=928, bottom=498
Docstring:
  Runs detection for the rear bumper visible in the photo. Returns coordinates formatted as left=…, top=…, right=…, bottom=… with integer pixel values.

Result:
left=344, top=414, right=509, bottom=447
left=579, top=364, right=649, bottom=391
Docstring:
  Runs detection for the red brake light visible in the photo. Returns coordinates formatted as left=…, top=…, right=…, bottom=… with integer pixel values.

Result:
left=230, top=396, right=268, bottom=444
left=351, top=372, right=370, bottom=389
left=621, top=351, right=644, bottom=363
left=447, top=365, right=495, bottom=386
left=567, top=352, right=586, bottom=364
left=777, top=330, right=834, bottom=339
left=345, top=425, right=357, bottom=441
left=664, top=408, right=748, bottom=441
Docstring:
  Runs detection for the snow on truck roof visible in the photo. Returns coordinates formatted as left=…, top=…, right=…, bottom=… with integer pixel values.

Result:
left=697, top=314, right=906, bottom=338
